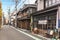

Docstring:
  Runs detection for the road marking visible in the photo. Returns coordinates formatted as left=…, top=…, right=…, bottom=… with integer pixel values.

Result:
left=10, top=26, right=42, bottom=40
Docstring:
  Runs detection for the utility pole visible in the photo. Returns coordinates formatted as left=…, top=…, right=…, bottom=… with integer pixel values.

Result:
left=2, top=12, right=4, bottom=26
left=14, top=0, right=18, bottom=27
left=8, top=7, right=10, bottom=26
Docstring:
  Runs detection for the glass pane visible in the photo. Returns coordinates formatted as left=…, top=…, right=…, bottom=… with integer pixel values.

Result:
left=45, top=0, right=48, bottom=7
left=56, top=0, right=60, bottom=4
left=34, top=22, right=37, bottom=28
left=46, top=1, right=48, bottom=7
left=52, top=0, right=56, bottom=3
left=56, top=0, right=60, bottom=2
left=49, top=0, right=52, bottom=6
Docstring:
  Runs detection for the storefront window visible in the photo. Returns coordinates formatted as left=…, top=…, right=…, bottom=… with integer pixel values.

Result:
left=33, top=17, right=38, bottom=28
left=34, top=22, right=38, bottom=28
left=34, top=17, right=37, bottom=21
left=33, top=13, right=56, bottom=30
left=48, top=15, right=56, bottom=20
left=47, top=14, right=56, bottom=30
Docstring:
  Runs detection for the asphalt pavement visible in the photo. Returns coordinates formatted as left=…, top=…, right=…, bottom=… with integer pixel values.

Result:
left=0, top=25, right=42, bottom=40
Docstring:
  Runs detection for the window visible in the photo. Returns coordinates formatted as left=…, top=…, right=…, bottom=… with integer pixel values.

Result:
left=49, top=0, right=52, bottom=6
left=48, top=15, right=56, bottom=20
left=45, top=0, right=49, bottom=7
left=29, top=9, right=32, bottom=13
left=56, top=0, right=60, bottom=2
left=52, top=0, right=56, bottom=4
left=34, top=22, right=38, bottom=28
left=56, top=0, right=60, bottom=4
left=27, top=11, right=29, bottom=13
left=34, top=17, right=37, bottom=21
left=45, top=0, right=60, bottom=7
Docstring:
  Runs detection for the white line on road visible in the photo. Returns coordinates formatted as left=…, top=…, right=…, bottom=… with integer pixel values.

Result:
left=10, top=26, right=42, bottom=40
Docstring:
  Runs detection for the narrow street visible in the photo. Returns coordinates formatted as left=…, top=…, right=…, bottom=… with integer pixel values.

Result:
left=0, top=25, right=41, bottom=40
left=1, top=0, right=60, bottom=40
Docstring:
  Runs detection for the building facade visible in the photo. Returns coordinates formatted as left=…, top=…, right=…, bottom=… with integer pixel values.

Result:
left=31, top=0, right=60, bottom=38
left=17, top=4, right=37, bottom=30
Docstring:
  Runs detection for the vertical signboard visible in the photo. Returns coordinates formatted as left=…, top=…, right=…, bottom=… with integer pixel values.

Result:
left=56, top=7, right=60, bottom=29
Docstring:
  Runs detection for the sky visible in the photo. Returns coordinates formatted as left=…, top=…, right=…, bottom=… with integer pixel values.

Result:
left=1, top=0, right=36, bottom=18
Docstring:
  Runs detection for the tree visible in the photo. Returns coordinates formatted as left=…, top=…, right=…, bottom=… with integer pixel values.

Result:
left=0, top=1, right=2, bottom=29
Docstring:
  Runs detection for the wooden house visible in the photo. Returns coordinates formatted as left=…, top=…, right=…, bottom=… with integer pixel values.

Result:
left=17, top=4, right=37, bottom=30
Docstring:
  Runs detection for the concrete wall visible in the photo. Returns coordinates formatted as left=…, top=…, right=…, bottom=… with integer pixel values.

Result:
left=37, top=0, right=44, bottom=11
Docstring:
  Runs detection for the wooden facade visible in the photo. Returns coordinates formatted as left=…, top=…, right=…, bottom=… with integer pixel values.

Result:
left=17, top=19, right=30, bottom=30
left=17, top=11, right=31, bottom=30
left=17, top=4, right=37, bottom=30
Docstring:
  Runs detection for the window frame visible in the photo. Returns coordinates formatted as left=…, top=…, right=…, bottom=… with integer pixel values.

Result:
left=45, top=0, right=60, bottom=7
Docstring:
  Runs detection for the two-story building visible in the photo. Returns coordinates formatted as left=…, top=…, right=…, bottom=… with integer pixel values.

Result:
left=31, top=0, right=60, bottom=38
left=17, top=4, right=37, bottom=30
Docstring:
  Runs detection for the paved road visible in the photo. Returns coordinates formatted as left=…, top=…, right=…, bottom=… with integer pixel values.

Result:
left=0, top=25, right=35, bottom=40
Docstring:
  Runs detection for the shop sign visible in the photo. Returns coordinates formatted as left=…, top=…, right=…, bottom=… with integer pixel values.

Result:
left=56, top=7, right=60, bottom=29
left=38, top=20, right=47, bottom=24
